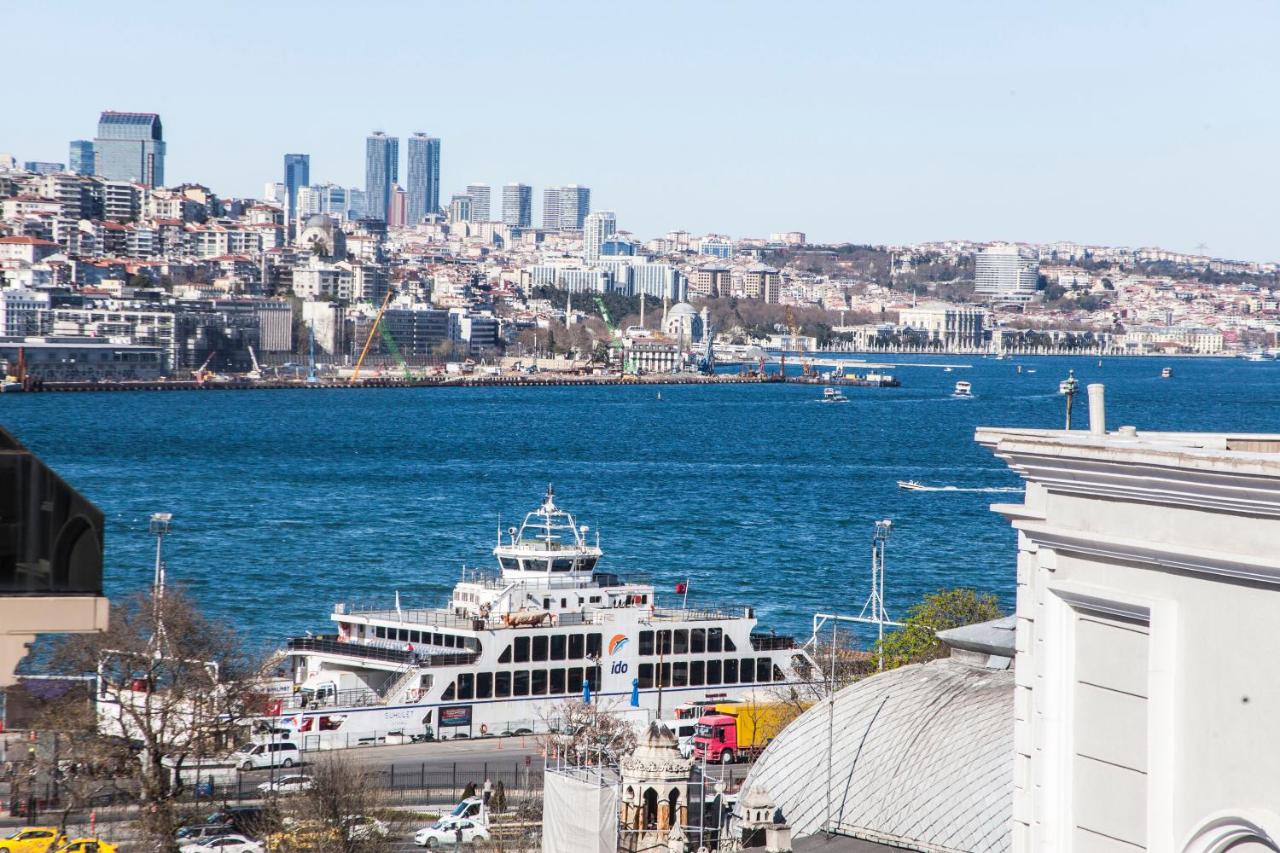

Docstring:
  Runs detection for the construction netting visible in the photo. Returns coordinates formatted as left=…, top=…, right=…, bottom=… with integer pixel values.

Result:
left=542, top=767, right=619, bottom=853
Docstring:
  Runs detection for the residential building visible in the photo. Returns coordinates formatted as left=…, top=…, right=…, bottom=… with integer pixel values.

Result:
left=974, top=244, right=1040, bottom=304
left=364, top=131, right=399, bottom=223
left=698, top=236, right=733, bottom=258
left=404, top=133, right=440, bottom=224
left=541, top=185, right=590, bottom=230
left=68, top=140, right=94, bottom=175
left=742, top=263, right=781, bottom=303
left=0, top=289, right=51, bottom=336
left=389, top=184, right=407, bottom=228
left=283, top=153, right=310, bottom=229
left=502, top=183, right=532, bottom=228
left=93, top=111, right=165, bottom=187
left=23, top=162, right=64, bottom=175
left=977, top=408, right=1280, bottom=852
left=449, top=194, right=472, bottom=223
left=583, top=210, right=616, bottom=265
left=688, top=265, right=730, bottom=298
left=541, top=187, right=561, bottom=230
left=465, top=185, right=491, bottom=222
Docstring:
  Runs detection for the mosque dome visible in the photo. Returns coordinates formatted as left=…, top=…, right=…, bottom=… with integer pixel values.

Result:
left=737, top=630, right=1014, bottom=851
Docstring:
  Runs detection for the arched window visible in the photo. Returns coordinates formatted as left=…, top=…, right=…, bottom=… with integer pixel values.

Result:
left=667, top=788, right=681, bottom=828
left=643, top=788, right=658, bottom=830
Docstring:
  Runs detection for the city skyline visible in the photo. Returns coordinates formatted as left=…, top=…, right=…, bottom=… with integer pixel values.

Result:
left=4, top=2, right=1279, bottom=260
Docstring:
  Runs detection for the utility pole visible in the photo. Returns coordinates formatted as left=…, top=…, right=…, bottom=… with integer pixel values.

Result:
left=1062, top=369, right=1078, bottom=430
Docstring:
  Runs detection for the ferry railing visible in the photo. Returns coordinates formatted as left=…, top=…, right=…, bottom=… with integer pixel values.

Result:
left=285, top=637, right=479, bottom=669
left=749, top=633, right=799, bottom=651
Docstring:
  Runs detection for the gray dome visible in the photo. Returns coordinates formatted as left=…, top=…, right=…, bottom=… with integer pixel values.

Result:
left=303, top=213, right=332, bottom=229
left=739, top=657, right=1013, bottom=851
left=666, top=302, right=697, bottom=317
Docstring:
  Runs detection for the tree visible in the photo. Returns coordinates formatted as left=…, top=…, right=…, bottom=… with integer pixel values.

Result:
left=539, top=700, right=637, bottom=766
left=274, top=753, right=394, bottom=852
left=47, top=587, right=260, bottom=852
left=876, top=588, right=1003, bottom=671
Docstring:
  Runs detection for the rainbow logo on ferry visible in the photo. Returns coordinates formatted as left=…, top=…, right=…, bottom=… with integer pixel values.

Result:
left=608, top=634, right=628, bottom=655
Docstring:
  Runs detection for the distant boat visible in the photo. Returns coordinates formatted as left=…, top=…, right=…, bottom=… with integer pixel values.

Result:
left=897, top=480, right=927, bottom=491
left=821, top=387, right=849, bottom=403
left=952, top=380, right=973, bottom=398
left=944, top=367, right=953, bottom=373
left=1162, top=367, right=1173, bottom=379
left=1026, top=368, right=1036, bottom=374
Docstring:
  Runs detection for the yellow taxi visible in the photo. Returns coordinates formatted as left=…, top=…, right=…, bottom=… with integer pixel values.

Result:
left=0, top=827, right=67, bottom=853
left=55, top=840, right=117, bottom=853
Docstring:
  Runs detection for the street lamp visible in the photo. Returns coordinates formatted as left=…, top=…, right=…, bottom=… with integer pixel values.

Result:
left=1061, top=369, right=1079, bottom=430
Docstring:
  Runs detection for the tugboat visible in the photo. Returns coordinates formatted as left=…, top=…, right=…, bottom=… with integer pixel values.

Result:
left=952, top=380, right=973, bottom=398
left=270, top=488, right=819, bottom=746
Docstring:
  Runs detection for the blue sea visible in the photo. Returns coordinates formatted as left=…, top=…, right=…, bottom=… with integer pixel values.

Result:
left=4, top=356, right=1278, bottom=650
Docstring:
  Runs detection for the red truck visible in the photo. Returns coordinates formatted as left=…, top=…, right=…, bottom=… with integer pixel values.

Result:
left=692, top=700, right=802, bottom=764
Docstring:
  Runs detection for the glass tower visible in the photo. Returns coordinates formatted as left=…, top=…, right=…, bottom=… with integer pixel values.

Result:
left=68, top=140, right=94, bottom=176
left=364, top=132, right=399, bottom=223
left=283, top=153, right=310, bottom=226
left=94, top=112, right=165, bottom=187
left=405, top=133, right=440, bottom=224
left=503, top=183, right=532, bottom=228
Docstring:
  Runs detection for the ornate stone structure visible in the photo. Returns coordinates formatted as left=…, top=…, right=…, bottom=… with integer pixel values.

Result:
left=620, top=722, right=693, bottom=853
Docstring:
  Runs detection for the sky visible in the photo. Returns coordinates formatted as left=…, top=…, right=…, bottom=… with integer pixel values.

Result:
left=5, top=0, right=1279, bottom=261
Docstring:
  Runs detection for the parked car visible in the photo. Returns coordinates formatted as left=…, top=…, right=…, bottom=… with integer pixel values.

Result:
left=228, top=740, right=300, bottom=770
left=54, top=840, right=117, bottom=853
left=177, top=825, right=234, bottom=844
left=414, top=818, right=489, bottom=847
left=0, top=827, right=68, bottom=853
left=204, top=806, right=272, bottom=837
left=179, top=834, right=264, bottom=853
left=256, top=774, right=313, bottom=794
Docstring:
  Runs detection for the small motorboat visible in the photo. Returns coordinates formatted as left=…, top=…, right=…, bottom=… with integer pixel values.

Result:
left=897, top=480, right=927, bottom=491
left=952, top=380, right=973, bottom=398
left=944, top=367, right=953, bottom=373
left=821, top=387, right=849, bottom=403
left=1162, top=367, right=1173, bottom=378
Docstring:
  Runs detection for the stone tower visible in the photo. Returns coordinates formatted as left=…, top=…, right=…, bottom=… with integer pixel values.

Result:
left=619, top=722, right=693, bottom=853
left=739, top=786, right=792, bottom=852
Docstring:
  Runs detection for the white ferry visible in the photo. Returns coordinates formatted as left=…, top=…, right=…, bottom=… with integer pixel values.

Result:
left=272, top=488, right=818, bottom=748
left=952, top=380, right=973, bottom=398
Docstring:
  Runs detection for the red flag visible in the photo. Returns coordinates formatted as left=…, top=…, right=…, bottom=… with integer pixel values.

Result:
left=675, top=582, right=687, bottom=594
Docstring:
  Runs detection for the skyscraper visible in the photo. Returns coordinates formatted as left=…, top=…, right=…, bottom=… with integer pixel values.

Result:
left=559, top=185, right=590, bottom=230
left=465, top=185, right=491, bottom=222
left=364, top=132, right=399, bottom=223
left=974, top=244, right=1040, bottom=304
left=68, top=140, right=94, bottom=176
left=93, top=112, right=165, bottom=187
left=502, top=183, right=532, bottom=228
left=449, top=194, right=472, bottom=223
left=583, top=211, right=616, bottom=265
left=541, top=188, right=561, bottom=230
left=405, top=133, right=440, bottom=224
left=283, top=153, right=310, bottom=226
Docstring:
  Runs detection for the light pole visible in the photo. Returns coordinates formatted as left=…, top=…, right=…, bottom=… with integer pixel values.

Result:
left=149, top=512, right=172, bottom=656
left=1062, top=369, right=1079, bottom=430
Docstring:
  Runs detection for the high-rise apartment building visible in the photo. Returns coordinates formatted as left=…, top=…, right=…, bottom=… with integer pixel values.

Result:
left=283, top=153, right=310, bottom=227
left=449, top=194, right=472, bottom=223
left=364, top=132, right=399, bottom=223
left=94, top=111, right=165, bottom=187
left=974, top=244, right=1040, bottom=304
left=541, top=185, right=591, bottom=230
left=68, top=140, right=94, bottom=176
left=502, top=183, right=532, bottom=228
left=405, top=133, right=440, bottom=224
left=465, top=184, right=491, bottom=221
left=389, top=184, right=407, bottom=228
left=583, top=211, right=616, bottom=265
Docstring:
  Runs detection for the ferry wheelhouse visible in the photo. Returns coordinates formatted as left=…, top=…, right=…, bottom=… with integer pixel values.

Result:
left=276, top=488, right=817, bottom=747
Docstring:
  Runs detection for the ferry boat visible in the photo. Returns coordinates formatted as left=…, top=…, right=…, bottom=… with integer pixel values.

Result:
left=821, top=387, right=849, bottom=403
left=1162, top=367, right=1173, bottom=379
left=952, top=380, right=973, bottom=398
left=272, top=488, right=818, bottom=747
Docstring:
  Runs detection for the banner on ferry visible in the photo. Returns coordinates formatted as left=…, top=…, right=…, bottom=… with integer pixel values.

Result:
left=439, top=705, right=473, bottom=728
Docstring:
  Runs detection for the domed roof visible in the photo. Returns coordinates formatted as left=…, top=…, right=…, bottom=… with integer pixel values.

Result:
left=738, top=657, right=1013, bottom=851
left=302, top=213, right=332, bottom=230
left=666, top=302, right=697, bottom=318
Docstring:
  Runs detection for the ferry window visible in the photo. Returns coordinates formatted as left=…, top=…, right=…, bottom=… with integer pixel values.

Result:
left=432, top=633, right=442, bottom=646
left=569, top=635, right=585, bottom=659
left=660, top=662, right=671, bottom=687
left=410, top=631, right=421, bottom=644
left=499, top=645, right=512, bottom=664
left=724, top=634, right=737, bottom=652
left=442, top=681, right=457, bottom=701
left=568, top=667, right=584, bottom=693
left=499, top=557, right=519, bottom=571
left=513, top=671, right=530, bottom=696
left=561, top=598, right=567, bottom=608
left=550, top=635, right=566, bottom=660
left=723, top=659, right=738, bottom=684
left=586, top=633, right=602, bottom=658
left=398, top=629, right=409, bottom=642
left=673, top=661, right=688, bottom=687
left=446, top=635, right=456, bottom=648
left=757, top=659, right=772, bottom=682
left=515, top=636, right=530, bottom=663
left=706, top=660, right=722, bottom=685
left=533, top=635, right=549, bottom=661
left=690, top=660, right=705, bottom=687
left=674, top=630, right=688, bottom=655
left=550, top=669, right=566, bottom=694
left=551, top=558, right=574, bottom=572
left=495, top=672, right=511, bottom=698
left=589, top=596, right=601, bottom=604
left=458, top=673, right=474, bottom=700
left=740, top=658, right=755, bottom=683
left=586, top=665, right=601, bottom=692
left=773, top=664, right=785, bottom=682
left=543, top=598, right=551, bottom=609
left=477, top=673, right=493, bottom=699
left=640, top=594, right=647, bottom=604
left=639, top=631, right=654, bottom=656
left=657, top=631, right=672, bottom=655
left=375, top=626, right=387, bottom=639
left=690, top=629, right=705, bottom=654
left=707, top=628, right=723, bottom=652
left=531, top=669, right=548, bottom=695
left=638, top=664, right=654, bottom=689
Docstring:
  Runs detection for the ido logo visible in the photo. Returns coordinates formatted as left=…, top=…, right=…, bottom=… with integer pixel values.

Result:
left=610, top=661, right=629, bottom=675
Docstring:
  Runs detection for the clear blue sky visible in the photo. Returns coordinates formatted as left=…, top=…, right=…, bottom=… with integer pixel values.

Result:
left=5, top=0, right=1278, bottom=261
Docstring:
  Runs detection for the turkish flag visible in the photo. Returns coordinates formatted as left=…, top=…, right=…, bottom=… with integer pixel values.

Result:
left=675, top=582, right=687, bottom=594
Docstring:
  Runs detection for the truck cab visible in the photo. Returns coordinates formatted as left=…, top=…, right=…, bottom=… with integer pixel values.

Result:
left=692, top=713, right=739, bottom=763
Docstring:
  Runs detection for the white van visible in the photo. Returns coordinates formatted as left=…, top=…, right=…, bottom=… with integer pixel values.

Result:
left=229, top=741, right=301, bottom=770
left=658, top=719, right=697, bottom=758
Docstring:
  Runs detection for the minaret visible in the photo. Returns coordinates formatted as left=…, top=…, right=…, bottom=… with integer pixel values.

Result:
left=619, top=723, right=692, bottom=853
left=639, top=294, right=645, bottom=330
left=662, top=295, right=669, bottom=332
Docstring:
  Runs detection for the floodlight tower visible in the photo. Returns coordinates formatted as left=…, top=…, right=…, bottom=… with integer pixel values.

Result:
left=858, top=519, right=893, bottom=671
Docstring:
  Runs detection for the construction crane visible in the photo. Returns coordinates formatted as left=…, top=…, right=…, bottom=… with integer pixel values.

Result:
left=351, top=289, right=395, bottom=384
left=247, top=346, right=262, bottom=381
left=192, top=352, right=215, bottom=383
left=379, top=321, right=412, bottom=380
left=594, top=296, right=637, bottom=374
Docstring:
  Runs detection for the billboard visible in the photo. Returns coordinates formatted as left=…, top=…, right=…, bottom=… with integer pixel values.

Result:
left=439, top=705, right=473, bottom=728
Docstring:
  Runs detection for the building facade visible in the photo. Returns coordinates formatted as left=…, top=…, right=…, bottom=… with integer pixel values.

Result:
left=898, top=303, right=988, bottom=350
left=94, top=111, right=165, bottom=187
left=502, top=183, right=532, bottom=228
left=364, top=132, right=399, bottom=224
left=283, top=153, right=310, bottom=229
left=68, top=140, right=94, bottom=176
left=583, top=211, right=616, bottom=265
left=975, top=244, right=1040, bottom=304
left=465, top=185, right=491, bottom=222
left=405, top=133, right=440, bottom=224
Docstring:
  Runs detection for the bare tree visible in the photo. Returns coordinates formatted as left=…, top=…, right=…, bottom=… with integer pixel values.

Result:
left=539, top=700, right=637, bottom=766
left=271, top=753, right=394, bottom=852
left=46, top=587, right=260, bottom=852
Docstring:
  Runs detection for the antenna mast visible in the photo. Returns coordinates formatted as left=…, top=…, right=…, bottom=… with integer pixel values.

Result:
left=857, top=520, right=894, bottom=671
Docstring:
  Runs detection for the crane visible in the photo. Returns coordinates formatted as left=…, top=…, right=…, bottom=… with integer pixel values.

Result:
left=247, top=346, right=262, bottom=381
left=379, top=321, right=412, bottom=380
left=351, top=289, right=396, bottom=384
left=193, top=352, right=215, bottom=383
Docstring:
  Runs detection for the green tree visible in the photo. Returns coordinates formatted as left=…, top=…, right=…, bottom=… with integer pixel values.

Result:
left=876, top=587, right=1003, bottom=670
